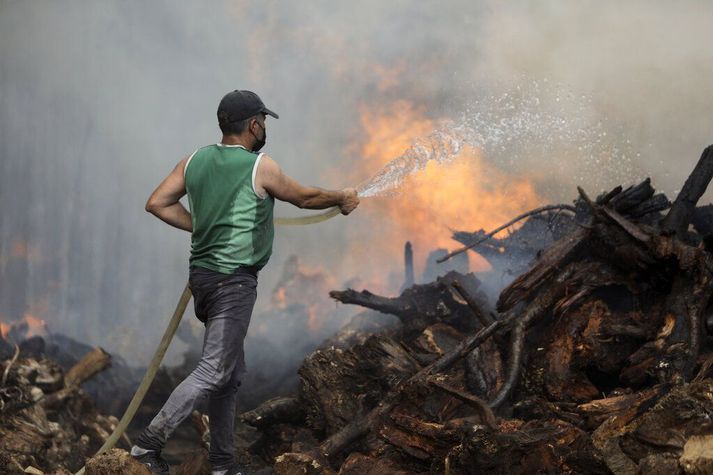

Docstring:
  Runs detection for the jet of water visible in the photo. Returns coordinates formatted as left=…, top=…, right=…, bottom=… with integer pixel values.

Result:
left=356, top=84, right=636, bottom=199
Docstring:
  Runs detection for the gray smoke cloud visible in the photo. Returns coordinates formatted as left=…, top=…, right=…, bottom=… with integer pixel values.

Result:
left=1, top=0, right=712, bottom=365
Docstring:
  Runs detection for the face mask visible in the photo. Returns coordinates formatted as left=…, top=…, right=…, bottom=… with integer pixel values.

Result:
left=251, top=121, right=266, bottom=152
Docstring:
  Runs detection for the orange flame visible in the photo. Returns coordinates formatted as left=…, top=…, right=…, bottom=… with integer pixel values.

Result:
left=0, top=321, right=9, bottom=340
left=0, top=313, right=47, bottom=341
left=23, top=313, right=47, bottom=339
left=306, top=305, right=321, bottom=332
left=256, top=256, right=338, bottom=335
left=336, top=100, right=542, bottom=289
left=273, top=287, right=288, bottom=310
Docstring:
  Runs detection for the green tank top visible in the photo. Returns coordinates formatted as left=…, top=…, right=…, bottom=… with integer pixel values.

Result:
left=184, top=144, right=275, bottom=273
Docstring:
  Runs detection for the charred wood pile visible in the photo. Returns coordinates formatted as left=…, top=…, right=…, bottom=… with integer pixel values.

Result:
left=0, top=329, right=128, bottom=474
left=228, top=146, right=713, bottom=474
left=0, top=314, right=218, bottom=472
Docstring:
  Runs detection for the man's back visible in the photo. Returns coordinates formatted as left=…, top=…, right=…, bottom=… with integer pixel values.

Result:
left=185, top=144, right=275, bottom=273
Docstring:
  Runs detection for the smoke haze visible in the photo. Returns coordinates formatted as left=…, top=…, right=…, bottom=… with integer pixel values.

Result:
left=1, top=0, right=712, bottom=365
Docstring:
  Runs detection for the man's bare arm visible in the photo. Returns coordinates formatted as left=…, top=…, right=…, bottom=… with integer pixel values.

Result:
left=145, top=158, right=193, bottom=232
left=257, top=155, right=359, bottom=215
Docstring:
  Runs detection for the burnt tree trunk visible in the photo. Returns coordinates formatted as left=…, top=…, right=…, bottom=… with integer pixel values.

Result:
left=661, top=145, right=713, bottom=238
left=404, top=241, right=415, bottom=289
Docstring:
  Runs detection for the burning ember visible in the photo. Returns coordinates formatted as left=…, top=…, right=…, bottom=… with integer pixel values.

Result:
left=251, top=255, right=340, bottom=337
left=0, top=313, right=49, bottom=343
left=20, top=314, right=47, bottom=339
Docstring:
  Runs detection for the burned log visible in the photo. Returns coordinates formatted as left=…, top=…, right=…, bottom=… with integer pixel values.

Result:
left=445, top=419, right=608, bottom=475
left=242, top=395, right=305, bottom=429
left=576, top=385, right=669, bottom=430
left=450, top=280, right=492, bottom=327
left=0, top=343, right=19, bottom=387
left=411, top=322, right=465, bottom=360
left=428, top=378, right=497, bottom=429
left=314, top=310, right=522, bottom=462
left=661, top=145, right=713, bottom=238
left=589, top=194, right=713, bottom=382
left=330, top=271, right=487, bottom=336
left=464, top=339, right=503, bottom=401
left=403, top=241, right=415, bottom=289
left=65, top=346, right=111, bottom=389
left=496, top=227, right=590, bottom=312
left=84, top=448, right=150, bottom=475
left=692, top=204, right=713, bottom=236
left=680, top=435, right=713, bottom=474
left=437, top=204, right=577, bottom=263
left=338, top=452, right=411, bottom=474
left=299, top=335, right=422, bottom=437
left=0, top=348, right=122, bottom=474
left=581, top=379, right=713, bottom=474
left=273, top=452, right=331, bottom=475
left=627, top=193, right=671, bottom=219
left=607, top=177, right=656, bottom=213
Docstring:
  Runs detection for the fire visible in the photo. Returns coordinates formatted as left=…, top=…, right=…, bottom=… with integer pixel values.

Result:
left=11, top=238, right=41, bottom=262
left=0, top=313, right=48, bottom=342
left=253, top=256, right=339, bottom=336
left=306, top=305, right=320, bottom=332
left=273, top=287, right=287, bottom=309
left=22, top=313, right=48, bottom=339
left=339, top=100, right=542, bottom=287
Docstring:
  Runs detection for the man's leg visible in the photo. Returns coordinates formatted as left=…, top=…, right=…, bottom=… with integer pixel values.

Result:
left=207, top=358, right=243, bottom=470
left=205, top=275, right=254, bottom=470
left=134, top=316, right=240, bottom=451
left=136, top=271, right=256, bottom=455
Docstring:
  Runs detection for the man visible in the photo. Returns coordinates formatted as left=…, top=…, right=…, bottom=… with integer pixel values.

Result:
left=131, top=90, right=359, bottom=474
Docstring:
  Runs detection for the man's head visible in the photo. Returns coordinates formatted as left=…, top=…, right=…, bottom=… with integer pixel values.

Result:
left=217, top=90, right=278, bottom=152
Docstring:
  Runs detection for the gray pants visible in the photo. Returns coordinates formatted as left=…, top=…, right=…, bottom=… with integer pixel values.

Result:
left=136, top=266, right=257, bottom=470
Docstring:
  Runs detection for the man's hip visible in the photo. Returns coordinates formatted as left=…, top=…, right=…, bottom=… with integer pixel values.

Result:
left=189, top=265, right=258, bottom=323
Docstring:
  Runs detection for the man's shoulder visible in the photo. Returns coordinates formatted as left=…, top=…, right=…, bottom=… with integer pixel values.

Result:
left=195, top=144, right=219, bottom=154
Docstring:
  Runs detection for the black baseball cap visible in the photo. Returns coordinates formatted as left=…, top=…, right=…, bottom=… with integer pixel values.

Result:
left=217, top=90, right=279, bottom=125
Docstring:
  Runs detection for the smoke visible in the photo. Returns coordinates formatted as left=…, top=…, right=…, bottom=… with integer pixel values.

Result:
left=471, top=0, right=713, bottom=198
left=1, top=0, right=712, bottom=368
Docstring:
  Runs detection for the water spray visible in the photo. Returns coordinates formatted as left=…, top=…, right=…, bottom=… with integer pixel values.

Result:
left=273, top=126, right=467, bottom=225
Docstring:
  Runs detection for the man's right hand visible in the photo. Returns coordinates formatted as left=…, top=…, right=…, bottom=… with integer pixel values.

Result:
left=340, top=188, right=360, bottom=215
